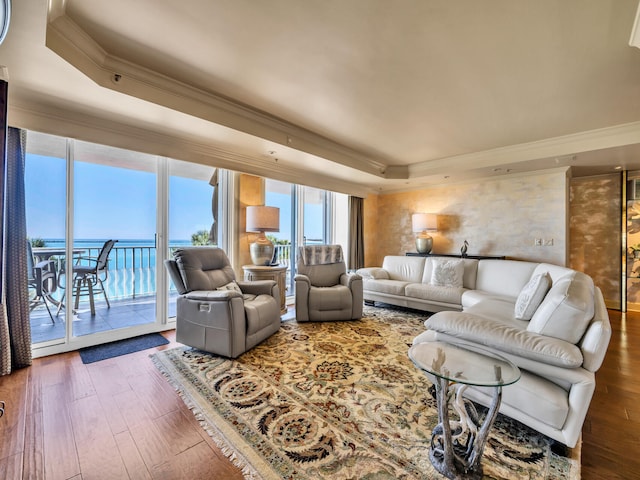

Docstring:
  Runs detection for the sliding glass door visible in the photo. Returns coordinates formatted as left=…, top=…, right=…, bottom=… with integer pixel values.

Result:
left=25, top=127, right=347, bottom=353
left=25, top=132, right=67, bottom=345
left=70, top=141, right=159, bottom=337
left=302, top=186, right=329, bottom=245
left=26, top=132, right=171, bottom=354
left=167, top=159, right=220, bottom=317
left=265, top=181, right=338, bottom=298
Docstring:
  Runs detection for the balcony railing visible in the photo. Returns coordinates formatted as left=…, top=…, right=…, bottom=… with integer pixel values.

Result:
left=273, top=244, right=292, bottom=267
left=62, top=244, right=295, bottom=302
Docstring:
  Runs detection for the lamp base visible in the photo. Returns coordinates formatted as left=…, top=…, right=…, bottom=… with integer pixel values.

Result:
left=416, top=235, right=433, bottom=254
left=250, top=234, right=275, bottom=265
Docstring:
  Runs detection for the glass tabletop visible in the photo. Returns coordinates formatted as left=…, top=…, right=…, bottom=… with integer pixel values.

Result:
left=408, top=341, right=520, bottom=387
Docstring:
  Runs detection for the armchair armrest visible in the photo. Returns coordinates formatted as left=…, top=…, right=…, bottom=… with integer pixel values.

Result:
left=294, top=274, right=311, bottom=321
left=294, top=274, right=311, bottom=287
left=184, top=290, right=243, bottom=301
left=341, top=273, right=363, bottom=319
left=237, top=280, right=278, bottom=299
left=340, top=272, right=362, bottom=288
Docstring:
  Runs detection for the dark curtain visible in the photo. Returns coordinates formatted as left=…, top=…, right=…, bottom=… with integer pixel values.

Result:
left=348, top=196, right=365, bottom=271
left=1, top=127, right=31, bottom=374
left=0, top=80, right=8, bottom=374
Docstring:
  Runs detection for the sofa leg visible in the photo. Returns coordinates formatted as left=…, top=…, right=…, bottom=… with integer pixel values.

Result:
left=364, top=300, right=375, bottom=306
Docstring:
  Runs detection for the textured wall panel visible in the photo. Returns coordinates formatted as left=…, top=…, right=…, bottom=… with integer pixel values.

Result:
left=569, top=174, right=621, bottom=309
left=364, top=170, right=568, bottom=268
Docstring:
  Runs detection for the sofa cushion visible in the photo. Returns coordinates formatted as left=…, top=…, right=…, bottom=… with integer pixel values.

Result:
left=381, top=256, right=426, bottom=282
left=430, top=258, right=464, bottom=287
left=514, top=272, right=551, bottom=320
left=405, top=283, right=464, bottom=304
left=464, top=298, right=523, bottom=325
left=467, top=372, right=569, bottom=430
left=461, top=289, right=516, bottom=308
left=527, top=271, right=595, bottom=344
left=425, top=311, right=584, bottom=368
left=475, top=260, right=538, bottom=298
left=362, top=279, right=409, bottom=296
left=531, top=263, right=576, bottom=283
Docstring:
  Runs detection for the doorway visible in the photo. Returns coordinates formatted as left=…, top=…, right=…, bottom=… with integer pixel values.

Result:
left=26, top=132, right=168, bottom=355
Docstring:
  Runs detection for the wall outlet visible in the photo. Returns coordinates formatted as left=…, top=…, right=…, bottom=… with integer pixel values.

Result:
left=544, top=238, right=554, bottom=246
left=534, top=238, right=542, bottom=246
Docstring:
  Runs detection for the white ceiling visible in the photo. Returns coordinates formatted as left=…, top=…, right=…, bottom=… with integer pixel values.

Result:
left=2, top=0, right=640, bottom=196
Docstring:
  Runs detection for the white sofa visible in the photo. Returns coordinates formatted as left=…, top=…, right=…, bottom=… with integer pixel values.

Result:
left=357, top=256, right=611, bottom=448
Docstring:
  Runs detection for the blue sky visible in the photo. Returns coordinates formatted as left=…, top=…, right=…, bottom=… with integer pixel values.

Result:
left=26, top=154, right=315, bottom=242
left=27, top=154, right=213, bottom=241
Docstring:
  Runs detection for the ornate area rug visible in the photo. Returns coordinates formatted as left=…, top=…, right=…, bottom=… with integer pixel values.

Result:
left=151, top=306, right=579, bottom=479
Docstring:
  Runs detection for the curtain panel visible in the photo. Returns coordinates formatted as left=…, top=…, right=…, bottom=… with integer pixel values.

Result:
left=0, top=80, right=7, bottom=375
left=0, top=127, right=31, bottom=375
left=348, top=196, right=365, bottom=271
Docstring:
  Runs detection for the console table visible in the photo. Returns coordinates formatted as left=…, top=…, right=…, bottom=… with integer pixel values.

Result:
left=406, top=252, right=505, bottom=260
left=408, top=341, right=520, bottom=479
left=242, top=265, right=288, bottom=314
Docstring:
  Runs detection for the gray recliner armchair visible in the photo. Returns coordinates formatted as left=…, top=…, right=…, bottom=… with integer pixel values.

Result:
left=294, top=244, right=363, bottom=322
left=165, top=247, right=281, bottom=358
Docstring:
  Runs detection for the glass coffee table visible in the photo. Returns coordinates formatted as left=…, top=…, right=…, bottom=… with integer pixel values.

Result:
left=408, top=341, right=520, bottom=480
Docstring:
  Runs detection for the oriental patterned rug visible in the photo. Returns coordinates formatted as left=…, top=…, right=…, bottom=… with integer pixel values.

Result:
left=151, top=305, right=579, bottom=480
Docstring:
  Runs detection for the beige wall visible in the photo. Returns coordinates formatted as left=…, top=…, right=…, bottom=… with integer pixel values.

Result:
left=569, top=174, right=622, bottom=309
left=239, top=169, right=623, bottom=308
left=364, top=169, right=569, bottom=267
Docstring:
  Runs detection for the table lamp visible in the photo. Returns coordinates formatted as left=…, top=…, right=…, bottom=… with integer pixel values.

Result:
left=412, top=213, right=437, bottom=254
left=246, top=205, right=280, bottom=265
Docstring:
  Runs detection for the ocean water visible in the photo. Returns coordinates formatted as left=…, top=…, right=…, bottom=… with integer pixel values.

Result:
left=38, top=238, right=194, bottom=300
left=41, top=238, right=191, bottom=267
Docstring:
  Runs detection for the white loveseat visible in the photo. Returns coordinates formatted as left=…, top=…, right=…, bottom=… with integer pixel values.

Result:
left=357, top=255, right=611, bottom=448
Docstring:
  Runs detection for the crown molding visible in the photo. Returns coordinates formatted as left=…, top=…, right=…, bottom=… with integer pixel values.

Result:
left=45, top=2, right=389, bottom=179
left=408, top=121, right=640, bottom=178
left=374, top=166, right=572, bottom=196
left=9, top=101, right=372, bottom=198
left=41, top=0, right=640, bottom=194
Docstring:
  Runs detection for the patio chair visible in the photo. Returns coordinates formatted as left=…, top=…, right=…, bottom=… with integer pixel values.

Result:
left=294, top=244, right=363, bottom=322
left=27, top=241, right=58, bottom=323
left=165, top=247, right=281, bottom=358
left=71, top=239, right=117, bottom=315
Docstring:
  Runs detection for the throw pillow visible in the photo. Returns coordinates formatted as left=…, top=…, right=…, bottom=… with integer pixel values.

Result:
left=527, top=272, right=595, bottom=344
left=430, top=258, right=464, bottom=288
left=216, top=281, right=242, bottom=293
left=514, top=272, right=551, bottom=320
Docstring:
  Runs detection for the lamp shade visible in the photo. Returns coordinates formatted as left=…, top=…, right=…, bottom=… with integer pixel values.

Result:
left=246, top=206, right=280, bottom=232
left=412, top=213, right=437, bottom=232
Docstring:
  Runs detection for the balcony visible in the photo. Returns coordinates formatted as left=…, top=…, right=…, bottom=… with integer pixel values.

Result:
left=30, top=243, right=294, bottom=344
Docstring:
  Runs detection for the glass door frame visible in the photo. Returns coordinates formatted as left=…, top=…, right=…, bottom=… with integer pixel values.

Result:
left=31, top=140, right=174, bottom=358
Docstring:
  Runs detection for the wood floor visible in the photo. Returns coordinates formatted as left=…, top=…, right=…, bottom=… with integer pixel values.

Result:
left=0, top=308, right=637, bottom=479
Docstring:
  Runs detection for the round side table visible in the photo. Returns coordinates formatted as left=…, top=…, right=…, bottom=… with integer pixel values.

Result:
left=408, top=341, right=520, bottom=480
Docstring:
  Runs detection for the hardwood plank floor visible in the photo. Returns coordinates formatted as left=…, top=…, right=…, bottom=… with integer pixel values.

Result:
left=581, top=309, right=640, bottom=480
left=0, top=308, right=637, bottom=479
